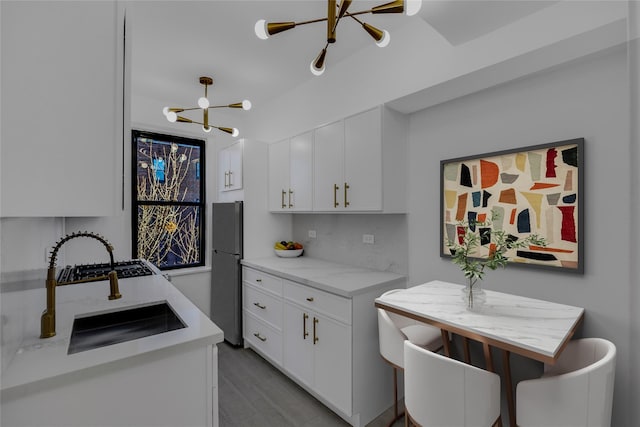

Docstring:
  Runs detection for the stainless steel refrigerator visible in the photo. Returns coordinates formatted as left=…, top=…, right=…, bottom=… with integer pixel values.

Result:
left=211, top=201, right=243, bottom=346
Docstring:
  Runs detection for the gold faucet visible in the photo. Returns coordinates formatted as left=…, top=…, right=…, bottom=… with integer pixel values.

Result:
left=40, top=232, right=122, bottom=339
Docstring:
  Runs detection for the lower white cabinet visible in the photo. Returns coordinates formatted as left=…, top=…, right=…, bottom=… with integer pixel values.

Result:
left=282, top=285, right=352, bottom=415
left=242, top=265, right=398, bottom=427
left=1, top=344, right=218, bottom=427
left=242, top=269, right=284, bottom=366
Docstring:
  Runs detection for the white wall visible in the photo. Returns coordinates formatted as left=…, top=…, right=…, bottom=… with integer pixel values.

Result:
left=407, top=46, right=632, bottom=426
left=628, top=1, right=640, bottom=423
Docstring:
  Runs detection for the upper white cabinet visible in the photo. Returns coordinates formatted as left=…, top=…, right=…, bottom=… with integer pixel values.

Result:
left=314, top=106, right=407, bottom=213
left=268, top=131, right=313, bottom=212
left=0, top=1, right=126, bottom=217
left=218, top=141, right=243, bottom=192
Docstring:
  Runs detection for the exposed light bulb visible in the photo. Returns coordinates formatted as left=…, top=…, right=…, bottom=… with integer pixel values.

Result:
left=242, top=100, right=252, bottom=110
left=255, top=19, right=269, bottom=40
left=198, top=97, right=210, bottom=109
left=405, top=0, right=422, bottom=16
left=166, top=112, right=178, bottom=122
left=310, top=49, right=327, bottom=76
left=376, top=30, right=391, bottom=48
left=162, top=106, right=170, bottom=116
left=231, top=128, right=239, bottom=137
left=202, top=126, right=212, bottom=133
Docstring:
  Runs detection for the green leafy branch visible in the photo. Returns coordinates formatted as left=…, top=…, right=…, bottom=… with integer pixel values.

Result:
left=447, top=212, right=546, bottom=288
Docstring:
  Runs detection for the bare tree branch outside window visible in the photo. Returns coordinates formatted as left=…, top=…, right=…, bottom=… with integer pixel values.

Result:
left=132, top=130, right=205, bottom=269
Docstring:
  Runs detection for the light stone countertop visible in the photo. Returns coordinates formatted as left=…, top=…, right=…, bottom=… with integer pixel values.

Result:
left=0, top=273, right=223, bottom=392
left=375, top=280, right=585, bottom=363
left=241, top=257, right=406, bottom=297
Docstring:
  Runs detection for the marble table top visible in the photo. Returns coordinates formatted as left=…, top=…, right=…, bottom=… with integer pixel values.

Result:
left=375, top=280, right=584, bottom=364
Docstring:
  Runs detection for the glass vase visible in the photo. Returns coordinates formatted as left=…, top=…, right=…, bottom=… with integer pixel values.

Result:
left=461, top=281, right=486, bottom=311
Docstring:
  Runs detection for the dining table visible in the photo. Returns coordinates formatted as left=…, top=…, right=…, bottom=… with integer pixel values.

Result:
left=374, top=280, right=585, bottom=427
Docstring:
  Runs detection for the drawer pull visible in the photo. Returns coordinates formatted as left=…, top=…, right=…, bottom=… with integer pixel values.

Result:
left=253, top=302, right=266, bottom=310
left=256, top=278, right=262, bottom=283
left=313, top=317, right=319, bottom=344
left=303, top=313, right=309, bottom=339
left=306, top=297, right=314, bottom=302
left=253, top=332, right=267, bottom=342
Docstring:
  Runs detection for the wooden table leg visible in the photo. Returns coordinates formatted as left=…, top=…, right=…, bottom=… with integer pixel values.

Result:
left=441, top=330, right=451, bottom=357
left=502, top=350, right=516, bottom=427
left=483, top=344, right=502, bottom=427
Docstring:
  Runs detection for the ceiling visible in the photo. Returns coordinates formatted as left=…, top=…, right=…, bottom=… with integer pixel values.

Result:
left=127, top=0, right=556, bottom=113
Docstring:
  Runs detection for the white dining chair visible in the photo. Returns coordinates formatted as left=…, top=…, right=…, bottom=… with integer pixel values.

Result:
left=377, top=289, right=444, bottom=426
left=403, top=340, right=501, bottom=427
left=516, top=337, right=617, bottom=427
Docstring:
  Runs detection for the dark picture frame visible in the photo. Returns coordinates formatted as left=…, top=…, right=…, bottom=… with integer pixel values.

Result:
left=440, top=138, right=584, bottom=273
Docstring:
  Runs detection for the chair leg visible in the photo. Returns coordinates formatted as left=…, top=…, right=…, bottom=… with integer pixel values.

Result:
left=387, top=366, right=405, bottom=427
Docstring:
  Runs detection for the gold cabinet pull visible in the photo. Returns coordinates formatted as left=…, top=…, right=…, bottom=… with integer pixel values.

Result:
left=288, top=189, right=293, bottom=208
left=344, top=182, right=350, bottom=207
left=281, top=189, right=286, bottom=209
left=306, top=297, right=314, bottom=302
left=224, top=171, right=229, bottom=188
left=333, top=184, right=340, bottom=208
left=253, top=332, right=267, bottom=342
left=228, top=170, right=233, bottom=187
left=313, top=317, right=319, bottom=344
left=253, top=302, right=266, bottom=310
left=303, top=313, right=309, bottom=339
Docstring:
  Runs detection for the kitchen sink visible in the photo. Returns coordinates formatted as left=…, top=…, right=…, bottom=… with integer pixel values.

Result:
left=68, top=301, right=186, bottom=354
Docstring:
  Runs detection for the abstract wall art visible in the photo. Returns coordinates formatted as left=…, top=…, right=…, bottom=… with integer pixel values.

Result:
left=440, top=138, right=584, bottom=273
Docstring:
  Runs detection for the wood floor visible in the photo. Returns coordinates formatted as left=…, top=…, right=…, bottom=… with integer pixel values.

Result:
left=218, top=341, right=404, bottom=427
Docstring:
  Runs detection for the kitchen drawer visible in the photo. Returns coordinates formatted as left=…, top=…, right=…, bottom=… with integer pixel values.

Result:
left=243, top=267, right=282, bottom=296
left=283, top=280, right=351, bottom=325
left=243, top=310, right=283, bottom=366
left=243, top=284, right=283, bottom=330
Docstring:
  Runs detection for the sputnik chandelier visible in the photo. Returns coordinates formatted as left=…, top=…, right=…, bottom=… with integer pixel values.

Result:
left=162, top=76, right=251, bottom=135
left=255, top=0, right=422, bottom=76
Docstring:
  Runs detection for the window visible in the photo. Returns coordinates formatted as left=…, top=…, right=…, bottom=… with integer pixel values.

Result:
left=132, top=130, right=205, bottom=269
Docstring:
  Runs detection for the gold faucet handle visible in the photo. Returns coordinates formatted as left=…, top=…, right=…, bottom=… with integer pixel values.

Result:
left=108, top=271, right=122, bottom=300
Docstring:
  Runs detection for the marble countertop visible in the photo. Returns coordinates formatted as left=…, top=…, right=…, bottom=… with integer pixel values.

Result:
left=1, top=273, right=224, bottom=392
left=241, top=257, right=406, bottom=297
left=375, top=280, right=585, bottom=363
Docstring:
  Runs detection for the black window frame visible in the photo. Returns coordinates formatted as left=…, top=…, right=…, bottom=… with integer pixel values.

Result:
left=131, top=129, right=206, bottom=270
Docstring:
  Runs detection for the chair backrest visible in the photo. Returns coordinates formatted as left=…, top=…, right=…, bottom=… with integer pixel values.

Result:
left=517, top=338, right=617, bottom=427
left=377, top=307, right=408, bottom=368
left=404, top=341, right=501, bottom=427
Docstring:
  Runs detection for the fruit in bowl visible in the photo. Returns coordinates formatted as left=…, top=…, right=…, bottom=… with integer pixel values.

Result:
left=274, top=241, right=304, bottom=257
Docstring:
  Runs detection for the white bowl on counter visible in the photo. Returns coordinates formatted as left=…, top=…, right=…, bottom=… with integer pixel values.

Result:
left=274, top=249, right=303, bottom=258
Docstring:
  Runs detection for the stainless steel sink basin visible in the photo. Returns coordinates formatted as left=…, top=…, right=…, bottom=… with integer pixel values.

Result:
left=68, top=301, right=186, bottom=354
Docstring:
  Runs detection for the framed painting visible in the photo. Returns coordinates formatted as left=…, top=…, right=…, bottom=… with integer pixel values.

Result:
left=440, top=138, right=584, bottom=273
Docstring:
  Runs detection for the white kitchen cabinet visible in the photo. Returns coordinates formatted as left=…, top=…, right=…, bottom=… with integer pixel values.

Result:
left=218, top=141, right=243, bottom=192
left=0, top=1, right=126, bottom=217
left=313, top=106, right=407, bottom=213
left=242, top=268, right=284, bottom=366
left=280, top=279, right=353, bottom=416
left=242, top=258, right=402, bottom=427
left=268, top=131, right=313, bottom=212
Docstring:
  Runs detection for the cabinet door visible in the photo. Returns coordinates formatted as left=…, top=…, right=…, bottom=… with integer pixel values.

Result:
left=283, top=303, right=314, bottom=387
left=289, top=131, right=313, bottom=211
left=1, top=1, right=122, bottom=216
left=313, top=121, right=344, bottom=211
left=268, top=139, right=290, bottom=211
left=219, top=142, right=243, bottom=192
left=344, top=108, right=382, bottom=211
left=218, top=148, right=230, bottom=193
left=226, top=142, right=243, bottom=191
left=313, top=314, right=352, bottom=415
